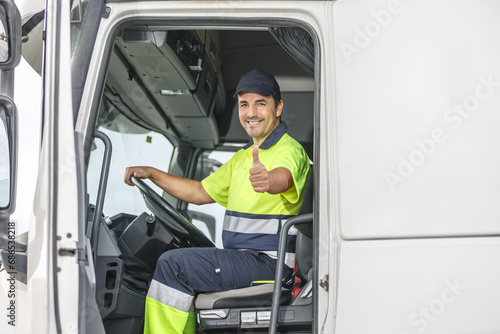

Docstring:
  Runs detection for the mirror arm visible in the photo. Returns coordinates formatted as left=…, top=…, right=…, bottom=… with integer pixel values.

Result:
left=0, top=247, right=27, bottom=284
left=0, top=69, right=14, bottom=97
left=0, top=95, right=16, bottom=218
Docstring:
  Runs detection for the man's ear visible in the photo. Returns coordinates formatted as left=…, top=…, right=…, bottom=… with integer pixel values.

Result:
left=276, top=100, right=284, bottom=118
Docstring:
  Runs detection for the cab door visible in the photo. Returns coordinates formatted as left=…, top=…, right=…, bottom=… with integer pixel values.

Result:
left=26, top=0, right=82, bottom=332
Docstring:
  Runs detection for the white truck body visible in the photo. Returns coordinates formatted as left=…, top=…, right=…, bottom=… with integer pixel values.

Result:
left=0, top=0, right=499, bottom=333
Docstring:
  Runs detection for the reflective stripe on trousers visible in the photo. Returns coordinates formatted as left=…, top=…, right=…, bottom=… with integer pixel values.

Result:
left=144, top=295, right=195, bottom=334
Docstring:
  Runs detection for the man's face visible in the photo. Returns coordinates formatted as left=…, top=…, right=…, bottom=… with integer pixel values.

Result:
left=238, top=91, right=283, bottom=145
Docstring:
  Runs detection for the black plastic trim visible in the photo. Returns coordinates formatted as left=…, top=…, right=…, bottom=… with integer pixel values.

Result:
left=198, top=303, right=313, bottom=332
left=21, top=9, right=44, bottom=37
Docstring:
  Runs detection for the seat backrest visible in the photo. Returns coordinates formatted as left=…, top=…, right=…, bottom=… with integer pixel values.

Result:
left=295, top=231, right=313, bottom=281
left=296, top=166, right=313, bottom=238
left=295, top=166, right=313, bottom=281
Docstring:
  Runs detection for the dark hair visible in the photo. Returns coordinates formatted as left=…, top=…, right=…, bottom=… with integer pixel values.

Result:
left=272, top=94, right=281, bottom=108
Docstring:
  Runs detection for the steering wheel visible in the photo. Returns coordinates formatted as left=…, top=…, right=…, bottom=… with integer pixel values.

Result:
left=130, top=176, right=215, bottom=247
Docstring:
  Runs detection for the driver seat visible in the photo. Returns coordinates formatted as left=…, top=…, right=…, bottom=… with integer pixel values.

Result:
left=195, top=176, right=314, bottom=332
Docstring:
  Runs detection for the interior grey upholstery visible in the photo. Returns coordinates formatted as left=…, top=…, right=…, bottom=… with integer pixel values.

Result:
left=195, top=284, right=292, bottom=309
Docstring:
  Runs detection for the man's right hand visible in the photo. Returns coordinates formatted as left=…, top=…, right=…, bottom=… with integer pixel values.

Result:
left=123, top=166, right=214, bottom=205
left=124, top=166, right=154, bottom=186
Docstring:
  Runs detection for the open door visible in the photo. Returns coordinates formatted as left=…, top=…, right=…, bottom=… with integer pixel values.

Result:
left=23, top=0, right=92, bottom=333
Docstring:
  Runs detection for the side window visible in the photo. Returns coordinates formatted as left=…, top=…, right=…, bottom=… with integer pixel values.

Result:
left=188, top=150, right=235, bottom=248
left=87, top=127, right=173, bottom=217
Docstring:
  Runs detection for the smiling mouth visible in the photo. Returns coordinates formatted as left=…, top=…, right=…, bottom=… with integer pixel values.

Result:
left=246, top=119, right=263, bottom=125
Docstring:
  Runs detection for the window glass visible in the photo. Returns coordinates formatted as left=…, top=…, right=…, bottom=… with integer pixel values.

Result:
left=188, top=150, right=235, bottom=248
left=0, top=18, right=9, bottom=63
left=87, top=127, right=173, bottom=217
left=70, top=0, right=84, bottom=59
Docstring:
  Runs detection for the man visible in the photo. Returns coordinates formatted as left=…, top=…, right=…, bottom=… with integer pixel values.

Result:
left=124, top=69, right=310, bottom=333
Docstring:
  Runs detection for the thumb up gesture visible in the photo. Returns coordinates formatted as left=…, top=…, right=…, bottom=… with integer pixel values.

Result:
left=249, top=145, right=270, bottom=193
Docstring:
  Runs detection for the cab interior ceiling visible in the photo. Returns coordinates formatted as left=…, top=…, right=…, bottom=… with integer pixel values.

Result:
left=98, top=26, right=315, bottom=157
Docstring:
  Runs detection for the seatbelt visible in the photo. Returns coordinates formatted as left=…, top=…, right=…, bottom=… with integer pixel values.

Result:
left=292, top=260, right=302, bottom=298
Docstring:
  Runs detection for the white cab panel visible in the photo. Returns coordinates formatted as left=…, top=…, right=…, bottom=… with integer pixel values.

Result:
left=334, top=0, right=500, bottom=239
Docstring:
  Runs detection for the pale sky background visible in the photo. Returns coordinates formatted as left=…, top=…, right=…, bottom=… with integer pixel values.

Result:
left=11, top=0, right=41, bottom=232
left=0, top=4, right=38, bottom=333
left=11, top=59, right=41, bottom=233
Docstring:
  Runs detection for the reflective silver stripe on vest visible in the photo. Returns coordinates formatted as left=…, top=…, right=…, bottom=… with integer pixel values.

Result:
left=223, top=215, right=299, bottom=235
left=147, top=279, right=194, bottom=312
left=223, top=215, right=279, bottom=234
left=224, top=213, right=299, bottom=268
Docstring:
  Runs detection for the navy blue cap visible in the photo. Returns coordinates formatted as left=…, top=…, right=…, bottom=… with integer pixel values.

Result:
left=233, top=69, right=281, bottom=100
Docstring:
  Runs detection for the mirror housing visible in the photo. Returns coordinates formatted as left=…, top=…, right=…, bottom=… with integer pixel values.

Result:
left=193, top=152, right=223, bottom=181
left=0, top=0, right=21, bottom=70
left=0, top=95, right=17, bottom=218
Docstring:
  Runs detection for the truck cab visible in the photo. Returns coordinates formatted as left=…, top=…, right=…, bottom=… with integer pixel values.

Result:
left=2, top=0, right=500, bottom=333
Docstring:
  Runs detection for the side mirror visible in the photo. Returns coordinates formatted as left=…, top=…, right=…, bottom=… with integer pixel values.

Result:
left=193, top=152, right=223, bottom=181
left=0, top=0, right=21, bottom=69
left=0, top=95, right=17, bottom=217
